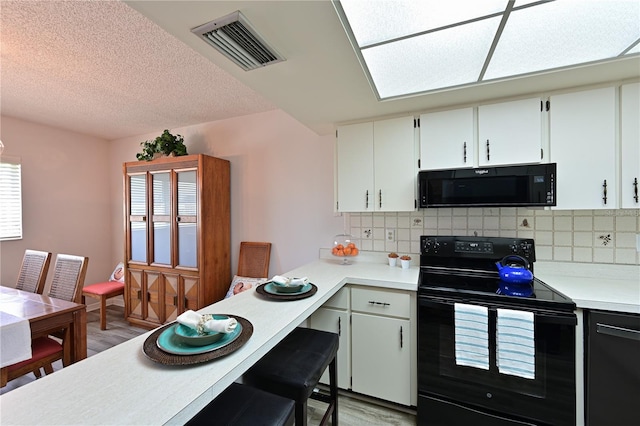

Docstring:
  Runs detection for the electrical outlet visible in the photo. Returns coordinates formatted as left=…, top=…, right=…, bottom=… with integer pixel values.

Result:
left=386, top=228, right=395, bottom=242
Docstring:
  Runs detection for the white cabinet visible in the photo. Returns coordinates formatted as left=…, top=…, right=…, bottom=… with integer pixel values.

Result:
left=550, top=87, right=617, bottom=210
left=308, top=288, right=350, bottom=389
left=420, top=107, right=474, bottom=169
left=350, top=287, right=413, bottom=406
left=419, top=98, right=543, bottom=171
left=336, top=116, right=416, bottom=212
left=478, top=97, right=543, bottom=166
left=621, top=83, right=640, bottom=209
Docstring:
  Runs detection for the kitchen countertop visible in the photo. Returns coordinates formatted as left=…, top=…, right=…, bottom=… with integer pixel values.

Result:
left=1, top=251, right=636, bottom=425
left=534, top=261, right=640, bottom=314
left=0, top=254, right=418, bottom=426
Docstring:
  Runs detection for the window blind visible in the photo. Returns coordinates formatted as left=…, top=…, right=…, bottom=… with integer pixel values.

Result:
left=0, top=156, right=23, bottom=240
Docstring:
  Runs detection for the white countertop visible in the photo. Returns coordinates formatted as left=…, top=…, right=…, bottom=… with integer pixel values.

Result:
left=1, top=250, right=636, bottom=425
left=0, top=254, right=418, bottom=426
left=534, top=261, right=640, bottom=314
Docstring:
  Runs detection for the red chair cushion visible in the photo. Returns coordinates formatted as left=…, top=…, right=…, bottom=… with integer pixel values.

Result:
left=7, top=337, right=62, bottom=372
left=82, top=281, right=125, bottom=296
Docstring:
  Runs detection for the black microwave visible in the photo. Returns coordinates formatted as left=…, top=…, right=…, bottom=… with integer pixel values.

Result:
left=418, top=163, right=556, bottom=208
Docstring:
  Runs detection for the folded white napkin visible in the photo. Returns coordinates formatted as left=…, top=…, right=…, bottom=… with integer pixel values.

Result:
left=176, top=310, right=237, bottom=334
left=272, top=275, right=308, bottom=286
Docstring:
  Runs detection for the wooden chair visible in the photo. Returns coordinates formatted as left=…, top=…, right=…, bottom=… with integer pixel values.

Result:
left=47, top=254, right=89, bottom=304
left=1, top=337, right=63, bottom=387
left=237, top=242, right=272, bottom=278
left=15, top=249, right=52, bottom=294
left=82, top=280, right=125, bottom=330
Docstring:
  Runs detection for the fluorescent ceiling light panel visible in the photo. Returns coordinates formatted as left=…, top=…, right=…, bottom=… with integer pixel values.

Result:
left=341, top=0, right=507, bottom=46
left=363, top=17, right=501, bottom=98
left=334, top=0, right=640, bottom=100
left=486, top=0, right=640, bottom=80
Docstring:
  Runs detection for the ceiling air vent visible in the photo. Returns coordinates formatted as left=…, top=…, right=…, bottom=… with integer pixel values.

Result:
left=191, top=11, right=284, bottom=71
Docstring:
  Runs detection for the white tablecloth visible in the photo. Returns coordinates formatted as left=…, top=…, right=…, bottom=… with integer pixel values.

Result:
left=0, top=311, right=32, bottom=368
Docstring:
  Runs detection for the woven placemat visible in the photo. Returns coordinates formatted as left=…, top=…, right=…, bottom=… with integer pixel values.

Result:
left=255, top=283, right=318, bottom=301
left=142, top=316, right=253, bottom=365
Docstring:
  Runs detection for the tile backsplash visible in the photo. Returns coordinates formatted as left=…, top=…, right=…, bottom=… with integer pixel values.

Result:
left=348, top=208, right=640, bottom=265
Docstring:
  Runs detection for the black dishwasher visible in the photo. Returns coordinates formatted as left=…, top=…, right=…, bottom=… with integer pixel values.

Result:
left=586, top=310, right=640, bottom=426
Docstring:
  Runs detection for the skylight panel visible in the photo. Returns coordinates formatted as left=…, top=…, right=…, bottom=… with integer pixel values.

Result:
left=340, top=0, right=507, bottom=47
left=363, top=17, right=501, bottom=98
left=485, top=0, right=640, bottom=80
left=333, top=0, right=640, bottom=100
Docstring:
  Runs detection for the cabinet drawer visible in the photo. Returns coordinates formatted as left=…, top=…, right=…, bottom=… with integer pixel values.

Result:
left=323, top=287, right=349, bottom=310
left=351, top=287, right=410, bottom=318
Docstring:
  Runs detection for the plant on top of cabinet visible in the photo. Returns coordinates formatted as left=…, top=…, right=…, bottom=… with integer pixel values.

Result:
left=136, top=129, right=188, bottom=161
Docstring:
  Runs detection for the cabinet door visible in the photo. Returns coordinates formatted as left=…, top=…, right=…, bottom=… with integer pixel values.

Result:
left=351, top=313, right=411, bottom=405
left=478, top=98, right=542, bottom=166
left=127, top=173, right=148, bottom=264
left=150, top=171, right=172, bottom=265
left=621, top=83, right=640, bottom=209
left=309, top=307, right=350, bottom=389
left=374, top=116, right=416, bottom=211
left=144, top=271, right=163, bottom=323
left=420, top=108, right=474, bottom=169
left=126, top=268, right=144, bottom=321
left=176, top=169, right=198, bottom=267
left=336, top=122, right=374, bottom=212
left=550, top=87, right=617, bottom=209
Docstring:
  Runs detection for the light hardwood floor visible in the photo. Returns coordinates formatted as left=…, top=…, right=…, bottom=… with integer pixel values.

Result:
left=1, top=306, right=417, bottom=425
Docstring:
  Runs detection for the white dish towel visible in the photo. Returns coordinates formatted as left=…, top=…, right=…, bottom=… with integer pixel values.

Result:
left=454, top=303, right=489, bottom=370
left=497, top=308, right=535, bottom=379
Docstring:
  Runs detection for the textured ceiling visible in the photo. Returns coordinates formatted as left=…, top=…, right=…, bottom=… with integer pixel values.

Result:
left=0, top=0, right=275, bottom=140
left=1, top=1, right=639, bottom=142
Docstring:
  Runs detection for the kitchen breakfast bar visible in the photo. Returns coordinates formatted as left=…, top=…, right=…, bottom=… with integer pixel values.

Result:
left=0, top=255, right=419, bottom=426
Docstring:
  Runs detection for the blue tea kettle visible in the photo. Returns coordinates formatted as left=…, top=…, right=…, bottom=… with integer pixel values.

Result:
left=496, top=255, right=534, bottom=297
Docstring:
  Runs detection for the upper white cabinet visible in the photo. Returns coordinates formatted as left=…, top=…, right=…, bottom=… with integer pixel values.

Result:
left=419, top=98, right=543, bottom=170
left=336, top=116, right=416, bottom=212
left=478, top=97, right=543, bottom=166
left=550, top=87, right=617, bottom=210
left=420, top=107, right=474, bottom=169
left=621, top=82, right=640, bottom=209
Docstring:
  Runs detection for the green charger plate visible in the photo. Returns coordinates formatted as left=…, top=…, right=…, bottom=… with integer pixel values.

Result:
left=264, top=282, right=312, bottom=295
left=156, top=321, right=242, bottom=355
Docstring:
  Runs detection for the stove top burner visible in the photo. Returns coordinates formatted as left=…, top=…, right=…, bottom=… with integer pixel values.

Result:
left=419, top=235, right=575, bottom=312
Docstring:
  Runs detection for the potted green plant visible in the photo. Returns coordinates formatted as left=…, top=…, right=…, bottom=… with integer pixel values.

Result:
left=136, top=129, right=188, bottom=161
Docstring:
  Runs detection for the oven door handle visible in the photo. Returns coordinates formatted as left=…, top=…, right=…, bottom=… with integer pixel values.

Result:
left=418, top=296, right=577, bottom=326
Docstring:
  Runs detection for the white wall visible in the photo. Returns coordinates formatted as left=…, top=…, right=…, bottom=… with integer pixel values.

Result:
left=109, top=109, right=344, bottom=276
left=0, top=116, right=113, bottom=289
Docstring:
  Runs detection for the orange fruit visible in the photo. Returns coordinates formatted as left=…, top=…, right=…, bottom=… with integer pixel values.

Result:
left=351, top=248, right=359, bottom=256
left=347, top=242, right=356, bottom=249
left=344, top=247, right=352, bottom=256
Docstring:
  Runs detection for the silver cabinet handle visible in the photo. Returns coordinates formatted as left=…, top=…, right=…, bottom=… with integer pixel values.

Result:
left=368, top=301, right=390, bottom=307
left=633, top=177, right=638, bottom=203
left=400, top=326, right=403, bottom=348
left=338, top=317, right=341, bottom=337
left=365, top=190, right=369, bottom=209
left=463, top=142, right=467, bottom=163
left=486, top=139, right=490, bottom=161
left=602, top=179, right=608, bottom=205
left=379, top=190, right=382, bottom=209
left=597, top=323, right=640, bottom=341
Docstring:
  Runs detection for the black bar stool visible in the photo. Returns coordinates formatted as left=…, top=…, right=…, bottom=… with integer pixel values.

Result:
left=243, top=327, right=339, bottom=426
left=186, top=382, right=295, bottom=426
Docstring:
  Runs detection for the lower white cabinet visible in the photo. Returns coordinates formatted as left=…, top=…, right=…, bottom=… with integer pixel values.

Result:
left=310, top=285, right=415, bottom=407
left=351, top=313, right=411, bottom=405
left=309, top=288, right=350, bottom=389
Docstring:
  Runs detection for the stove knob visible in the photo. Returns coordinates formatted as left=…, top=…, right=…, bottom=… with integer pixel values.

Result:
left=423, top=239, right=433, bottom=253
left=433, top=241, right=441, bottom=253
left=510, top=243, right=519, bottom=254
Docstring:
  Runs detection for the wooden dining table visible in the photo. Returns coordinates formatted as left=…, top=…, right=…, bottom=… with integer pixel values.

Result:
left=0, top=286, right=87, bottom=383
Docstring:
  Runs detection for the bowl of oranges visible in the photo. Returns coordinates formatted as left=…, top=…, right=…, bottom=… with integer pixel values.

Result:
left=331, top=234, right=359, bottom=264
